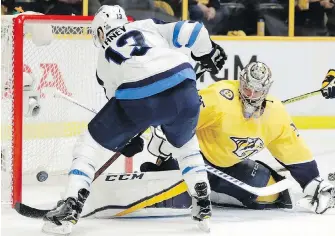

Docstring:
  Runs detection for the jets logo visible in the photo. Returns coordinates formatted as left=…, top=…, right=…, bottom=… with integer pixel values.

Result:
left=230, top=137, right=265, bottom=160
left=219, top=89, right=234, bottom=100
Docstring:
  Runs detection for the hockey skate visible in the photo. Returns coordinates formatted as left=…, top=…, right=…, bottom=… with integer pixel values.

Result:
left=42, top=188, right=89, bottom=235
left=192, top=182, right=212, bottom=233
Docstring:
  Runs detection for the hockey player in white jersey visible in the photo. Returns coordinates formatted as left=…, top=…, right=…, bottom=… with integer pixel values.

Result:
left=42, top=5, right=227, bottom=235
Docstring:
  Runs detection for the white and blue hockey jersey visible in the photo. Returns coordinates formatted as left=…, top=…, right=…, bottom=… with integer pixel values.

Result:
left=95, top=19, right=213, bottom=100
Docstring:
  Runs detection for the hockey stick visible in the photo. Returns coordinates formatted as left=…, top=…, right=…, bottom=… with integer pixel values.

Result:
left=54, top=90, right=99, bottom=113
left=205, top=165, right=294, bottom=196
left=281, top=89, right=321, bottom=105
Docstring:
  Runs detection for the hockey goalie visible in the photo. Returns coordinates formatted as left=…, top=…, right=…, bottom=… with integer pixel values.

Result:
left=80, top=65, right=335, bottom=219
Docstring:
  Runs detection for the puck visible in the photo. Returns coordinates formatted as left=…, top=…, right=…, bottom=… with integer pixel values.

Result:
left=328, top=172, right=335, bottom=182
left=36, top=171, right=48, bottom=182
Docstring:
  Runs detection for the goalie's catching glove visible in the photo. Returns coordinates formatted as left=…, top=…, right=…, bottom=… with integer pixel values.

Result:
left=191, top=41, right=227, bottom=75
left=297, top=177, right=335, bottom=214
left=120, top=135, right=144, bottom=157
left=321, top=69, right=335, bottom=99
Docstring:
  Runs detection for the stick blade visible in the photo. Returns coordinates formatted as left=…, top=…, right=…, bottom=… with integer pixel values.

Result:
left=247, top=179, right=294, bottom=196
left=15, top=202, right=50, bottom=218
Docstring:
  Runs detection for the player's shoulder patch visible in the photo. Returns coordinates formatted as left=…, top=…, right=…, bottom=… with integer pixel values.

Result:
left=219, top=89, right=234, bottom=100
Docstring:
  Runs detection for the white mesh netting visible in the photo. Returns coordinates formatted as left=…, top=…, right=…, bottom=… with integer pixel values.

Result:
left=1, top=15, right=106, bottom=205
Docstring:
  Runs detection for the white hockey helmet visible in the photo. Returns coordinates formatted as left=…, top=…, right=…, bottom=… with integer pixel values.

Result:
left=239, top=61, right=273, bottom=118
left=91, top=5, right=127, bottom=47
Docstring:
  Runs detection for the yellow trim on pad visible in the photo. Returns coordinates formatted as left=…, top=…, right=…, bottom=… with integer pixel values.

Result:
left=114, top=181, right=188, bottom=217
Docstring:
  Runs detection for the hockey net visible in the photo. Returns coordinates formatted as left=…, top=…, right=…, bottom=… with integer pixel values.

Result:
left=1, top=14, right=128, bottom=207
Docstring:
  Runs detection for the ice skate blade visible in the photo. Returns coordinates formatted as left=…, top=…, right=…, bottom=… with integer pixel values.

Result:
left=197, top=218, right=210, bottom=233
left=42, top=221, right=73, bottom=235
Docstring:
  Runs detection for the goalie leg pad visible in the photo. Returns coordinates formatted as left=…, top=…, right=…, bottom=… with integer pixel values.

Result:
left=64, top=130, right=99, bottom=199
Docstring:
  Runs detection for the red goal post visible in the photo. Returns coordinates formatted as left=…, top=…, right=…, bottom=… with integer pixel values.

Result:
left=1, top=14, right=132, bottom=208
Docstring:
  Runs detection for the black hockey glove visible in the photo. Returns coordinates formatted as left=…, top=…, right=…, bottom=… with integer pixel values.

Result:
left=321, top=69, right=335, bottom=99
left=120, top=136, right=144, bottom=157
left=191, top=40, right=227, bottom=75
left=140, top=157, right=179, bottom=172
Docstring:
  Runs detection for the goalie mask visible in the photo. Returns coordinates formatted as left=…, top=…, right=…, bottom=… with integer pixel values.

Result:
left=239, top=62, right=273, bottom=119
left=91, top=5, right=127, bottom=47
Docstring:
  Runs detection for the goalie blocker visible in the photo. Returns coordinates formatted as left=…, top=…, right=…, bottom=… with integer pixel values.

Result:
left=80, top=157, right=292, bottom=219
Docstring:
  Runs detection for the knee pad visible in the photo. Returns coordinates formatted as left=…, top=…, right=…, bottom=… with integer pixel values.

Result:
left=65, top=130, right=100, bottom=198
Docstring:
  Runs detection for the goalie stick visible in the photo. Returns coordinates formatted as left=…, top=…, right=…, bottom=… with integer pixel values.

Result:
left=281, top=89, right=321, bottom=105
left=205, top=165, right=293, bottom=196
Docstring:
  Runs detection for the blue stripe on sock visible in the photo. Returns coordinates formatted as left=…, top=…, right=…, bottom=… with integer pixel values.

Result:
left=185, top=23, right=203, bottom=48
left=69, top=169, right=90, bottom=179
left=182, top=166, right=197, bottom=175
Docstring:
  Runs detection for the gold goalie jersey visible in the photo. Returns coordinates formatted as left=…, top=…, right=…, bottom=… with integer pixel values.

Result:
left=196, top=80, right=314, bottom=170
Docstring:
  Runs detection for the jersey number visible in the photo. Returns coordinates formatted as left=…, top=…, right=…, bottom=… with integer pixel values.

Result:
left=105, top=30, right=151, bottom=65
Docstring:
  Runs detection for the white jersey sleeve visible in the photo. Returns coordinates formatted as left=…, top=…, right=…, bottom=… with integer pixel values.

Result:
left=96, top=19, right=213, bottom=100
left=154, top=20, right=213, bottom=57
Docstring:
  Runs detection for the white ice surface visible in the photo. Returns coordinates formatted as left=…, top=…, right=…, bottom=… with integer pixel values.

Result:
left=1, top=130, right=335, bottom=236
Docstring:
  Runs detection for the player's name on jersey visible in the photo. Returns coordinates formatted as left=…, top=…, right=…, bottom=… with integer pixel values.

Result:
left=102, top=26, right=126, bottom=49
left=105, top=173, right=144, bottom=181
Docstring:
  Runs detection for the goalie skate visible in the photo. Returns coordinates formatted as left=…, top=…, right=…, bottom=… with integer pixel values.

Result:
left=42, top=189, right=89, bottom=235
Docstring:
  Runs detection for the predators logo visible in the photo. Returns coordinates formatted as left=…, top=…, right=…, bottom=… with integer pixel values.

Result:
left=219, top=89, right=234, bottom=100
left=230, top=137, right=265, bottom=160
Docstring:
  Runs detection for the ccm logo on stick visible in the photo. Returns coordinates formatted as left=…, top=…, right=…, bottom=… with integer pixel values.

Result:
left=105, top=173, right=144, bottom=181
